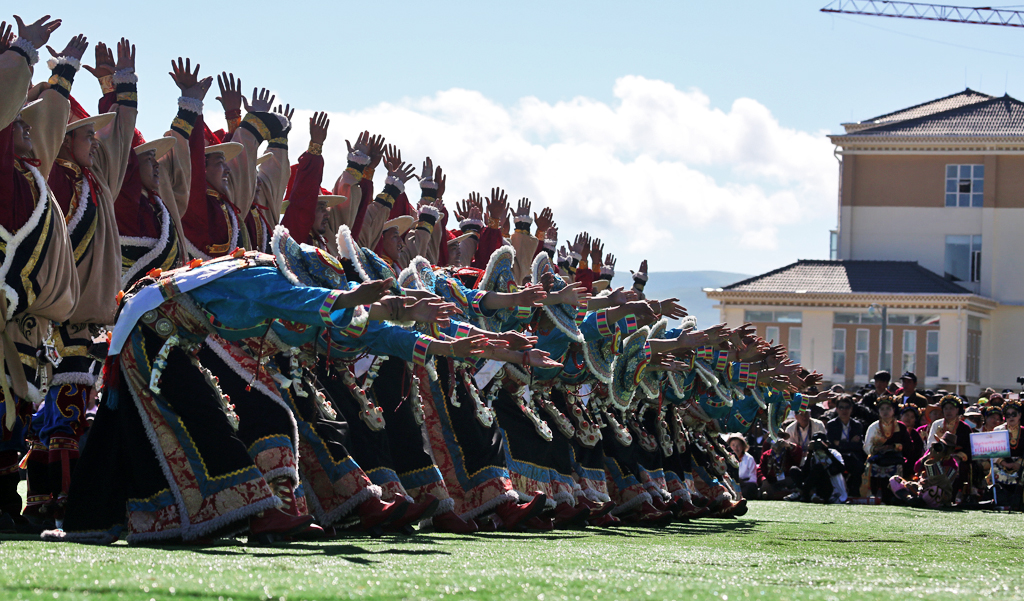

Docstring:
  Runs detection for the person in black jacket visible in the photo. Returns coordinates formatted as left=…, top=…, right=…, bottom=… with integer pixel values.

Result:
left=826, top=395, right=867, bottom=497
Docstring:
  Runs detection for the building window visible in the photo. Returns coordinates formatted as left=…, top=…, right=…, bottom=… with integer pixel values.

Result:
left=829, top=230, right=838, bottom=260
left=945, top=164, right=983, bottom=207
left=744, top=310, right=802, bottom=323
left=855, top=329, right=870, bottom=377
left=944, top=235, right=981, bottom=283
left=765, top=326, right=780, bottom=345
left=834, top=313, right=940, bottom=325
left=788, top=327, right=802, bottom=364
left=902, top=330, right=917, bottom=375
left=926, top=330, right=939, bottom=378
left=966, top=316, right=981, bottom=384
left=832, top=329, right=846, bottom=376
left=880, top=329, right=893, bottom=374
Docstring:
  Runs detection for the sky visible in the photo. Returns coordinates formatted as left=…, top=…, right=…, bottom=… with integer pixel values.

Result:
left=23, top=1, right=1024, bottom=275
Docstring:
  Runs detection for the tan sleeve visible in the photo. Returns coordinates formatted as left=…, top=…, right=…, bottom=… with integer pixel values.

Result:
left=225, top=127, right=258, bottom=216
left=510, top=231, right=539, bottom=285
left=158, top=129, right=191, bottom=226
left=23, top=199, right=80, bottom=324
left=92, top=103, right=138, bottom=199
left=0, top=52, right=31, bottom=130
left=255, top=146, right=289, bottom=225
left=398, top=228, right=433, bottom=269
left=357, top=201, right=389, bottom=249
left=22, top=86, right=70, bottom=179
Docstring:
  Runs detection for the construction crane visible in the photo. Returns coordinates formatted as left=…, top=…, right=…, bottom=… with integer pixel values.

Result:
left=820, top=1, right=1024, bottom=28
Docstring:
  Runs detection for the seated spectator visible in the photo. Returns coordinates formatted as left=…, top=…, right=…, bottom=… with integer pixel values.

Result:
left=898, top=404, right=924, bottom=465
left=785, top=407, right=826, bottom=455
left=860, top=371, right=890, bottom=410
left=785, top=433, right=847, bottom=504
left=826, top=395, right=866, bottom=498
left=863, top=396, right=913, bottom=504
left=890, top=432, right=960, bottom=509
left=992, top=399, right=1023, bottom=509
left=981, top=405, right=1004, bottom=433
left=727, top=435, right=759, bottom=500
left=758, top=435, right=803, bottom=500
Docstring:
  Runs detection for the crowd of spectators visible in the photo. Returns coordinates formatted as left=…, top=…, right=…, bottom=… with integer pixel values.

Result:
left=725, top=370, right=1024, bottom=510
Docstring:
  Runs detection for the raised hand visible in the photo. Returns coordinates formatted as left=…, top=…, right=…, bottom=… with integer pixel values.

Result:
left=606, top=286, right=629, bottom=306
left=366, top=133, right=385, bottom=169
left=570, top=232, right=590, bottom=257
left=676, top=328, right=709, bottom=350
left=626, top=300, right=658, bottom=326
left=13, top=15, right=62, bottom=49
left=434, top=165, right=446, bottom=200
left=467, top=191, right=484, bottom=213
left=46, top=32, right=87, bottom=63
left=590, top=238, right=604, bottom=265
left=486, top=187, right=508, bottom=227
left=631, top=259, right=648, bottom=280
left=555, top=282, right=589, bottom=307
left=309, top=111, right=329, bottom=145
left=382, top=145, right=416, bottom=182
left=453, top=199, right=471, bottom=221
left=515, top=197, right=531, bottom=220
left=82, top=40, right=113, bottom=79
left=401, top=298, right=457, bottom=327
left=654, top=298, right=687, bottom=320
left=170, top=58, right=211, bottom=101
left=215, top=72, right=242, bottom=113
left=546, top=226, right=558, bottom=243
left=534, top=207, right=554, bottom=234
left=701, top=324, right=731, bottom=347
left=114, top=37, right=134, bottom=71
left=0, top=22, right=12, bottom=51
left=274, top=103, right=295, bottom=122
left=244, top=87, right=275, bottom=113
left=419, top=157, right=434, bottom=182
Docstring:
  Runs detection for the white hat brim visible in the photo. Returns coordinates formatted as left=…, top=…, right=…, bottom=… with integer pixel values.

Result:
left=383, top=215, right=414, bottom=237
left=18, top=99, right=43, bottom=121
left=256, top=152, right=273, bottom=167
left=65, top=112, right=116, bottom=135
left=205, top=141, right=243, bottom=162
left=134, top=136, right=176, bottom=160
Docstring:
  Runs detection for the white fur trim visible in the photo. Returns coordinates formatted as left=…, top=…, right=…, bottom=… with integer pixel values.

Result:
left=582, top=343, right=613, bottom=385
left=270, top=225, right=300, bottom=286
left=569, top=251, right=582, bottom=261
left=346, top=150, right=370, bottom=166
left=580, top=487, right=612, bottom=504
left=335, top=225, right=368, bottom=283
left=384, top=175, right=405, bottom=193
left=183, top=237, right=213, bottom=262
left=480, top=245, right=514, bottom=293
left=12, top=38, right=39, bottom=66
left=121, top=195, right=171, bottom=289
left=261, top=467, right=300, bottom=487
left=45, top=55, right=80, bottom=72
left=514, top=215, right=533, bottom=226
left=177, top=96, right=203, bottom=114
left=459, top=218, right=483, bottom=231
left=633, top=272, right=649, bottom=283
left=600, top=266, right=614, bottom=277
left=0, top=161, right=49, bottom=319
left=269, top=112, right=289, bottom=132
left=112, top=68, right=137, bottom=85
left=610, top=490, right=652, bottom=516
left=51, top=371, right=97, bottom=387
left=419, top=178, right=438, bottom=191
left=417, top=205, right=440, bottom=220
left=65, top=175, right=90, bottom=238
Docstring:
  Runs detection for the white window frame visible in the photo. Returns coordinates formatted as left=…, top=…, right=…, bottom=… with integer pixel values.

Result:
left=926, top=330, right=940, bottom=378
left=855, top=328, right=870, bottom=377
left=902, top=330, right=917, bottom=375
left=788, top=327, right=802, bottom=364
left=832, top=329, right=847, bottom=376
left=945, top=164, right=984, bottom=208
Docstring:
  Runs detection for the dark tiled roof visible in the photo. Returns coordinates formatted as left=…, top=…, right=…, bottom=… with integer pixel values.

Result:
left=858, top=88, right=992, bottom=126
left=722, top=260, right=971, bottom=294
left=848, top=95, right=1024, bottom=137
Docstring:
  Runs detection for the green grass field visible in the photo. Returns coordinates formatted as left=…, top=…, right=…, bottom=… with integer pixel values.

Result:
left=2, top=501, right=1023, bottom=601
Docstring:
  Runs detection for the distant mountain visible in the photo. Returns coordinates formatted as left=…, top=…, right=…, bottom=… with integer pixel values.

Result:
left=613, top=270, right=750, bottom=329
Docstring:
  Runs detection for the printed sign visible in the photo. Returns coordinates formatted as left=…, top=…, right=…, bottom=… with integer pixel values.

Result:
left=970, top=430, right=1011, bottom=459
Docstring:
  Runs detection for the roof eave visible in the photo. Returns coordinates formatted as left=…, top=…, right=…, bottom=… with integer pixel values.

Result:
left=704, top=290, right=997, bottom=310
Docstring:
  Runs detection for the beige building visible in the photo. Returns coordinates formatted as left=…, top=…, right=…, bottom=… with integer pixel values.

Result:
left=706, top=89, right=1024, bottom=395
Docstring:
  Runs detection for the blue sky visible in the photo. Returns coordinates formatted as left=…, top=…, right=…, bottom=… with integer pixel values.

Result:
left=28, top=1, right=1024, bottom=274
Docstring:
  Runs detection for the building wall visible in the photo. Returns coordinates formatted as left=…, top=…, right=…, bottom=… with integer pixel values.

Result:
left=985, top=306, right=1024, bottom=390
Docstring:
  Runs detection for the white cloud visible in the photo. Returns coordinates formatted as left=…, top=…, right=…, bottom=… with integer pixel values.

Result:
left=285, top=76, right=836, bottom=274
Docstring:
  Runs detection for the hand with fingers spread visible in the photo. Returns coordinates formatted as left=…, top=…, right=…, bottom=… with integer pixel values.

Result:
left=514, top=197, right=531, bottom=220
left=383, top=145, right=416, bottom=183
left=512, top=283, right=548, bottom=307
left=274, top=103, right=295, bottom=122
left=467, top=191, right=484, bottom=213
left=363, top=133, right=384, bottom=169
left=419, top=157, right=434, bottom=183
left=451, top=335, right=490, bottom=358
left=309, top=111, right=329, bottom=145
left=676, top=328, right=709, bottom=350
left=215, top=72, right=243, bottom=113
left=113, top=37, right=135, bottom=72
left=400, top=298, right=457, bottom=326
left=46, top=32, right=87, bottom=63
left=170, top=58, right=212, bottom=101
left=549, top=281, right=589, bottom=307
left=453, top=199, right=472, bottom=222
left=605, top=286, right=630, bottom=306
left=13, top=14, right=62, bottom=49
left=521, top=348, right=562, bottom=369
left=244, top=87, right=275, bottom=113
left=341, top=278, right=394, bottom=308
left=570, top=232, right=590, bottom=258
left=701, top=324, right=731, bottom=347
left=485, top=187, right=508, bottom=229
left=625, top=300, right=658, bottom=326
left=590, top=238, right=604, bottom=266
left=534, top=207, right=554, bottom=236
left=652, top=298, right=687, bottom=320
left=546, top=226, right=558, bottom=243
left=82, top=40, right=113, bottom=79
left=433, top=165, right=446, bottom=201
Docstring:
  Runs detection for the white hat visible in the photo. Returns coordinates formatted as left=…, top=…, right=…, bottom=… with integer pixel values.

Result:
left=382, top=215, right=414, bottom=237
left=133, top=137, right=175, bottom=160
left=204, top=142, right=243, bottom=161
left=18, top=99, right=43, bottom=121
left=65, top=112, right=116, bottom=135
left=256, top=152, right=273, bottom=167
left=280, top=194, right=348, bottom=214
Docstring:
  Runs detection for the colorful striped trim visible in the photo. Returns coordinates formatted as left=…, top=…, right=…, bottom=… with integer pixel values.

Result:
left=412, top=337, right=433, bottom=366
left=341, top=307, right=370, bottom=338
left=737, top=362, right=750, bottom=385
left=515, top=305, right=532, bottom=321
left=242, top=112, right=272, bottom=143
left=453, top=323, right=472, bottom=339
left=746, top=370, right=759, bottom=387
left=713, top=350, right=729, bottom=372
left=595, top=310, right=613, bottom=338
left=171, top=117, right=194, bottom=137
left=696, top=346, right=714, bottom=364
left=467, top=290, right=484, bottom=315
left=48, top=75, right=73, bottom=96
left=575, top=306, right=587, bottom=326
left=320, top=289, right=344, bottom=327
left=621, top=314, right=638, bottom=336
left=733, top=410, right=751, bottom=428
left=344, top=166, right=362, bottom=181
